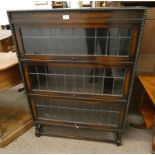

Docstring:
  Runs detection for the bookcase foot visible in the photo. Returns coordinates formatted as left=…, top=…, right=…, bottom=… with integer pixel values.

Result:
left=116, top=132, right=122, bottom=146
left=35, top=131, right=41, bottom=137
left=35, top=123, right=41, bottom=137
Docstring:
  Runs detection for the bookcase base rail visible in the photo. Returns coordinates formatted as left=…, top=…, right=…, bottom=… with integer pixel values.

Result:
left=35, top=123, right=122, bottom=146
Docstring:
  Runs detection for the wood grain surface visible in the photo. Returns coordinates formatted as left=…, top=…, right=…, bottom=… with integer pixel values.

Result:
left=0, top=106, right=33, bottom=148
left=139, top=76, right=155, bottom=105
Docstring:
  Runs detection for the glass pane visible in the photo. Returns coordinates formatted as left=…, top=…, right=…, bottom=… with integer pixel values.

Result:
left=120, top=27, right=131, bottom=37
left=108, top=38, right=118, bottom=55
left=29, top=74, right=39, bottom=89
left=119, top=38, right=131, bottom=55
left=28, top=65, right=126, bottom=96
left=103, top=77, right=114, bottom=94
left=35, top=97, right=121, bottom=126
left=21, top=27, right=132, bottom=56
left=112, top=78, right=124, bottom=95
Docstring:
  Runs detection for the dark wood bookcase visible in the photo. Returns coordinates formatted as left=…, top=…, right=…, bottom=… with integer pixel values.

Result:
left=8, top=8, right=146, bottom=145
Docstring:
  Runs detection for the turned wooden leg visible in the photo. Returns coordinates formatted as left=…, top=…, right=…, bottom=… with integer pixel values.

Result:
left=18, top=87, right=24, bottom=92
left=116, top=132, right=122, bottom=146
left=35, top=123, right=41, bottom=137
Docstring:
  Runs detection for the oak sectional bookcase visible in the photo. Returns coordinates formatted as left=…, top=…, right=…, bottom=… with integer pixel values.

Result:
left=8, top=8, right=146, bottom=145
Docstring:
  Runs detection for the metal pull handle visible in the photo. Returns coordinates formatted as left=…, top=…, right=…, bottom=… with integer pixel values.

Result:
left=75, top=124, right=79, bottom=129
left=72, top=57, right=75, bottom=61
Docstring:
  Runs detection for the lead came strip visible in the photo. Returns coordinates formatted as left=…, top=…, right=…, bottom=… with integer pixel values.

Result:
left=63, top=68, right=67, bottom=91
left=102, top=69, right=106, bottom=94
left=36, top=66, right=40, bottom=89
left=39, top=28, right=43, bottom=53
left=73, top=28, right=75, bottom=55
left=36, top=104, right=120, bottom=113
left=116, top=29, right=121, bottom=56
left=73, top=69, right=76, bottom=92
left=48, top=99, right=52, bottom=119
left=83, top=68, right=85, bottom=93
left=92, top=69, right=95, bottom=93
left=45, top=65, right=49, bottom=90
left=61, top=28, right=64, bottom=55
left=54, top=69, right=58, bottom=91
left=105, top=29, right=109, bottom=55
left=94, top=28, right=97, bottom=55
left=112, top=77, right=116, bottom=95
left=109, top=104, right=113, bottom=125
left=22, top=36, right=131, bottom=39
left=29, top=72, right=125, bottom=79
left=92, top=28, right=97, bottom=92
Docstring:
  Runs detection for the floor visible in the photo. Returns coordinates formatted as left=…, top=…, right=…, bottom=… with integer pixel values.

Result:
left=0, top=127, right=152, bottom=154
left=0, top=84, right=153, bottom=153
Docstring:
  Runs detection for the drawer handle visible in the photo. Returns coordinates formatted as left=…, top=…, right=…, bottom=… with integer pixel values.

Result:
left=72, top=57, right=75, bottom=61
left=75, top=124, right=79, bottom=129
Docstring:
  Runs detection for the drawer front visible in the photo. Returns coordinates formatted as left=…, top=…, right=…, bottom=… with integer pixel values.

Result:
left=38, top=124, right=117, bottom=142
left=23, top=62, right=132, bottom=98
left=31, top=94, right=125, bottom=129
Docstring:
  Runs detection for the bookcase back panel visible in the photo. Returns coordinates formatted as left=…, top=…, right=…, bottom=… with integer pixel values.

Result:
left=27, top=64, right=127, bottom=96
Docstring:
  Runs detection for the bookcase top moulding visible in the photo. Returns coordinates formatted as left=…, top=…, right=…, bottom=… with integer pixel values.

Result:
left=7, top=6, right=146, bottom=13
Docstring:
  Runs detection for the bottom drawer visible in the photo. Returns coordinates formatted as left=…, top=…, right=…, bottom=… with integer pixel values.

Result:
left=39, top=124, right=117, bottom=143
left=31, top=95, right=125, bottom=128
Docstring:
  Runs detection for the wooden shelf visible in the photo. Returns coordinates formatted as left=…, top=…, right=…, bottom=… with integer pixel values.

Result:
left=139, top=76, right=155, bottom=105
left=140, top=103, right=155, bottom=128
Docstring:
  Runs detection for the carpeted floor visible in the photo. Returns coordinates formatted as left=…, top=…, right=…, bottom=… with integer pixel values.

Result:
left=0, top=84, right=153, bottom=153
left=0, top=126, right=152, bottom=154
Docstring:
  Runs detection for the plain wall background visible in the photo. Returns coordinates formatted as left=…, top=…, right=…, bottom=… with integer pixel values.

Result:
left=0, top=0, right=88, bottom=25
left=0, top=0, right=35, bottom=25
